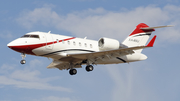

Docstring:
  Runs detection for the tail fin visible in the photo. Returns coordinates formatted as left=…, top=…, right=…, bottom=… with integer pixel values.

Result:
left=122, top=23, right=173, bottom=53
left=122, top=23, right=154, bottom=53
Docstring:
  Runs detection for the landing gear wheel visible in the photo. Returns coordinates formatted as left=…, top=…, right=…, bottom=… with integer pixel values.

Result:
left=20, top=53, right=26, bottom=64
left=69, top=69, right=77, bottom=75
left=86, top=65, right=94, bottom=72
left=20, top=60, right=26, bottom=64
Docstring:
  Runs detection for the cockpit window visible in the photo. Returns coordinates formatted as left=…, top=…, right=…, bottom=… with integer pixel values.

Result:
left=30, top=35, right=39, bottom=38
left=21, top=35, right=39, bottom=39
left=21, top=35, right=30, bottom=38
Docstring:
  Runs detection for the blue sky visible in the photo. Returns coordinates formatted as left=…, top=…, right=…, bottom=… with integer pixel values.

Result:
left=1, top=0, right=180, bottom=101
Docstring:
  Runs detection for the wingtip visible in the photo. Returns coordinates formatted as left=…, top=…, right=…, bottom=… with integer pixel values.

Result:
left=162, top=25, right=174, bottom=27
left=146, top=35, right=157, bottom=47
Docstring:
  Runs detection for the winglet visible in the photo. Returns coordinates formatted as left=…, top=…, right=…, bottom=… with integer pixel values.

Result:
left=146, top=35, right=157, bottom=47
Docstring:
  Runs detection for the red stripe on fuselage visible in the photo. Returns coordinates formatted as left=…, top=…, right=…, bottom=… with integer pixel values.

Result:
left=8, top=37, right=75, bottom=55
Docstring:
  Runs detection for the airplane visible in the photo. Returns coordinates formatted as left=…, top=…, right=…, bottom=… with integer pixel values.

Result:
left=7, top=23, right=172, bottom=75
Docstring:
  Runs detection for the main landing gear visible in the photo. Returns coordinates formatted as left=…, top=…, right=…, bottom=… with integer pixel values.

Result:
left=86, top=65, right=94, bottom=72
left=69, top=65, right=94, bottom=75
left=20, top=53, right=26, bottom=64
left=69, top=69, right=77, bottom=75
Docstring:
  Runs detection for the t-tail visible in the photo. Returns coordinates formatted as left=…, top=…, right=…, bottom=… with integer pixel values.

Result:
left=122, top=23, right=173, bottom=53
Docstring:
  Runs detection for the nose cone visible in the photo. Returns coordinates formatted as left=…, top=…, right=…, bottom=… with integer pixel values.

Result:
left=7, top=39, right=36, bottom=55
left=7, top=40, right=21, bottom=52
left=7, top=39, right=24, bottom=53
left=7, top=41, right=14, bottom=48
left=7, top=39, right=20, bottom=49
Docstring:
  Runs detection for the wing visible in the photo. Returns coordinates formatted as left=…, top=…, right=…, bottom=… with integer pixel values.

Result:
left=66, top=35, right=156, bottom=62
left=47, top=60, right=82, bottom=70
left=67, top=46, right=147, bottom=59
left=46, top=46, right=142, bottom=70
left=47, top=60, right=69, bottom=70
left=47, top=35, right=156, bottom=70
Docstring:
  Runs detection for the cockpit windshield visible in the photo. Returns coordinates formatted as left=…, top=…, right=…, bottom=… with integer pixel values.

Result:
left=21, top=35, right=39, bottom=39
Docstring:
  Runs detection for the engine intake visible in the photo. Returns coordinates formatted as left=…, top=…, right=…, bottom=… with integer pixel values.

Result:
left=98, top=37, right=120, bottom=51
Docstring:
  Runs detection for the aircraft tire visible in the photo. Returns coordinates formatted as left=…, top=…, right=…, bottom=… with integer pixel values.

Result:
left=69, top=69, right=77, bottom=75
left=20, top=60, right=26, bottom=64
left=86, top=65, right=94, bottom=72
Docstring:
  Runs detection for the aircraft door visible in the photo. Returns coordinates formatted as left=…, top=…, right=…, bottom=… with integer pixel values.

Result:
left=45, top=33, right=54, bottom=50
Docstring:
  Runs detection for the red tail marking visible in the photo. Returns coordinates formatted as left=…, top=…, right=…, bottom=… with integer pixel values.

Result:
left=146, top=35, right=157, bottom=47
left=130, top=23, right=155, bottom=36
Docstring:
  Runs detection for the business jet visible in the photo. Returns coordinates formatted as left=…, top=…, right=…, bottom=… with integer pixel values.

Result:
left=7, top=23, right=172, bottom=75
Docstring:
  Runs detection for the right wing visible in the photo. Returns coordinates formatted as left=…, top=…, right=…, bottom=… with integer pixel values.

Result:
left=67, top=45, right=147, bottom=60
left=46, top=46, right=144, bottom=70
left=47, top=35, right=156, bottom=70
left=66, top=35, right=156, bottom=61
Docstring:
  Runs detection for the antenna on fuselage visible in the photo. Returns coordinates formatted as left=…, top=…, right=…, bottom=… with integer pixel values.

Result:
left=48, top=31, right=51, bottom=34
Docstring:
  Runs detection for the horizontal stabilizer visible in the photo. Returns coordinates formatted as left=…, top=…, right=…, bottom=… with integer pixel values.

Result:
left=146, top=35, right=157, bottom=47
left=140, top=25, right=173, bottom=30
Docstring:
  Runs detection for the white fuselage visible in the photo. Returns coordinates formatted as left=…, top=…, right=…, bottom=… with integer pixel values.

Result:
left=7, top=31, right=147, bottom=65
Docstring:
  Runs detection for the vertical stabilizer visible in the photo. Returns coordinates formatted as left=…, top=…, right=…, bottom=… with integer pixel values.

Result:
left=122, top=23, right=155, bottom=53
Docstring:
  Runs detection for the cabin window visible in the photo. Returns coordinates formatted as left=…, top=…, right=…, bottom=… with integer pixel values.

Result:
left=68, top=41, right=70, bottom=45
left=73, top=41, right=76, bottom=45
left=85, top=43, right=87, bottom=47
left=56, top=39, right=59, bottom=43
left=79, top=42, right=81, bottom=46
left=62, top=40, right=64, bottom=44
left=90, top=44, right=93, bottom=48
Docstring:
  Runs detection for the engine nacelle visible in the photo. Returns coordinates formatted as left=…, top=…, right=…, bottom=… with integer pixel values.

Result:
left=98, top=37, right=120, bottom=51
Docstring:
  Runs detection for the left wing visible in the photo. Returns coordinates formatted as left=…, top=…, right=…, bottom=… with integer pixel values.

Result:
left=47, top=60, right=82, bottom=70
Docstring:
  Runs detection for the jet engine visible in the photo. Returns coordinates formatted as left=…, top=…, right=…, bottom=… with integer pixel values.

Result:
left=98, top=37, right=120, bottom=51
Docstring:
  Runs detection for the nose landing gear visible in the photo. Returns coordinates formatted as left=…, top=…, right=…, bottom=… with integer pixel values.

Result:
left=20, top=53, right=26, bottom=64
